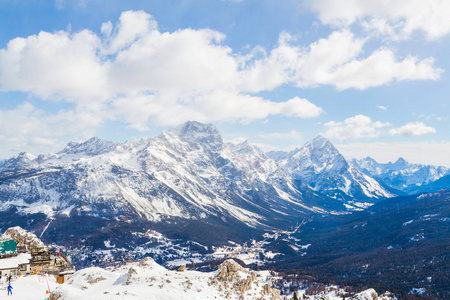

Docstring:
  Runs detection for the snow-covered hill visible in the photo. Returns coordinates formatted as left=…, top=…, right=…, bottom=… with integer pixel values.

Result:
left=46, top=258, right=396, bottom=300
left=351, top=157, right=448, bottom=193
left=270, top=136, right=394, bottom=204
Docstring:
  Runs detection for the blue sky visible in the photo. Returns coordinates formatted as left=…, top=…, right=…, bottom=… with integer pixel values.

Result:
left=1, top=0, right=449, bottom=166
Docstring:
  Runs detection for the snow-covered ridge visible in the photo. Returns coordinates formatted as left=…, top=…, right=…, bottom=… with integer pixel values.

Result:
left=352, top=157, right=448, bottom=192
left=273, top=135, right=394, bottom=202
left=48, top=258, right=396, bottom=300
left=59, top=137, right=120, bottom=157
left=49, top=258, right=281, bottom=300
left=0, top=122, right=392, bottom=232
left=0, top=122, right=350, bottom=230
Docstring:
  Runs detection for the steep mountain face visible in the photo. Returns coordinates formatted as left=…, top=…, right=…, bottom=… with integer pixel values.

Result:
left=271, top=136, right=394, bottom=203
left=352, top=157, right=448, bottom=193
left=0, top=122, right=349, bottom=251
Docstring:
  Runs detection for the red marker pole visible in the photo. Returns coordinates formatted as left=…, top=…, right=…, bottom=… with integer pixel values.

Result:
left=45, top=274, right=51, bottom=294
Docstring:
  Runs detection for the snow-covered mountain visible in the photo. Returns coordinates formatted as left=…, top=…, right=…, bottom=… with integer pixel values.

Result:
left=351, top=157, right=448, bottom=193
left=269, top=136, right=394, bottom=203
left=0, top=122, right=354, bottom=253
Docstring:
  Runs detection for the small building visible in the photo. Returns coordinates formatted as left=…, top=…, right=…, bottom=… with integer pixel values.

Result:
left=0, top=253, right=32, bottom=277
left=55, top=269, right=75, bottom=284
left=30, top=246, right=52, bottom=272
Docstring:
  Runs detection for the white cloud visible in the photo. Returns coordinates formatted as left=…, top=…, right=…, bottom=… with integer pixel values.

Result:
left=338, top=141, right=450, bottom=167
left=113, top=93, right=323, bottom=129
left=377, top=105, right=387, bottom=111
left=0, top=12, right=441, bottom=103
left=0, top=29, right=108, bottom=107
left=323, top=114, right=391, bottom=141
left=307, top=0, right=450, bottom=40
left=0, top=10, right=443, bottom=154
left=243, top=30, right=442, bottom=91
left=0, top=103, right=103, bottom=157
left=0, top=10, right=329, bottom=133
left=389, top=122, right=436, bottom=136
left=258, top=130, right=302, bottom=140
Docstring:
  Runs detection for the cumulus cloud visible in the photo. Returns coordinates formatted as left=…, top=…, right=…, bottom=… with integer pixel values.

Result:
left=307, top=0, right=450, bottom=40
left=389, top=122, right=436, bottom=136
left=0, top=10, right=443, bottom=155
left=243, top=30, right=442, bottom=90
left=0, top=29, right=108, bottom=106
left=0, top=102, right=103, bottom=157
left=323, top=114, right=391, bottom=141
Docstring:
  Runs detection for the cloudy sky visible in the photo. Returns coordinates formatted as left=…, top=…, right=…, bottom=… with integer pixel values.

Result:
left=0, top=0, right=449, bottom=166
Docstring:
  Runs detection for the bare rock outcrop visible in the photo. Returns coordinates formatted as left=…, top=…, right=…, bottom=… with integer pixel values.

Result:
left=210, top=259, right=281, bottom=300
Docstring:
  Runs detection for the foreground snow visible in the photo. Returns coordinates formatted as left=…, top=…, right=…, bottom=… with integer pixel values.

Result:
left=47, top=258, right=396, bottom=300
left=49, top=258, right=281, bottom=300
left=0, top=274, right=58, bottom=299
left=0, top=258, right=396, bottom=300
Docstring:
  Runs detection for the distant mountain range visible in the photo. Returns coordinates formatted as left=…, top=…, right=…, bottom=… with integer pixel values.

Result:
left=268, top=136, right=393, bottom=202
left=351, top=157, right=449, bottom=194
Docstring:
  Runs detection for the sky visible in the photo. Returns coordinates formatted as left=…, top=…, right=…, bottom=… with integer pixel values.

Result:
left=0, top=0, right=449, bottom=166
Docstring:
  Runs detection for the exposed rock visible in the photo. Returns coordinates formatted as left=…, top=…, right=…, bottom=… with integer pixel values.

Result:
left=210, top=259, right=281, bottom=300
left=139, top=257, right=154, bottom=267
left=0, top=226, right=45, bottom=250
left=178, top=265, right=186, bottom=272
left=87, top=274, right=106, bottom=284
left=48, top=291, right=63, bottom=300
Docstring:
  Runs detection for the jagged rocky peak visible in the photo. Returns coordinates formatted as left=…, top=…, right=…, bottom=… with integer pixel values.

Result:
left=170, top=121, right=223, bottom=149
left=234, top=140, right=264, bottom=157
left=351, top=157, right=381, bottom=178
left=59, top=137, right=120, bottom=156
left=0, top=152, right=37, bottom=170
left=298, top=135, right=346, bottom=170
left=389, top=157, right=409, bottom=169
left=304, top=135, right=339, bottom=155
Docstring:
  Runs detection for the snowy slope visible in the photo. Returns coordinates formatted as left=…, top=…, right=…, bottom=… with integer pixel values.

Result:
left=274, top=136, right=393, bottom=202
left=352, top=157, right=448, bottom=192
left=49, top=258, right=281, bottom=300
left=47, top=258, right=396, bottom=300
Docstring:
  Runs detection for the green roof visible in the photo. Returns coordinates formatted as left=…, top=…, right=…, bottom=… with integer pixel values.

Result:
left=0, top=240, right=17, bottom=255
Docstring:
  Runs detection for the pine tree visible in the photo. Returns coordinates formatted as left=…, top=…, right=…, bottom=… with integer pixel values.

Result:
left=293, top=292, right=299, bottom=300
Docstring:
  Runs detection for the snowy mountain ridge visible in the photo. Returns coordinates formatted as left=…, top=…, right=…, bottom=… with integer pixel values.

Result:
left=351, top=156, right=448, bottom=192
left=0, top=122, right=352, bottom=236
left=0, top=121, right=398, bottom=256
left=270, top=136, right=394, bottom=202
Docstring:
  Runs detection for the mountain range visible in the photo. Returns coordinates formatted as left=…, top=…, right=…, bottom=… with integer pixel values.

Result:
left=0, top=121, right=449, bottom=267
left=351, top=157, right=449, bottom=194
